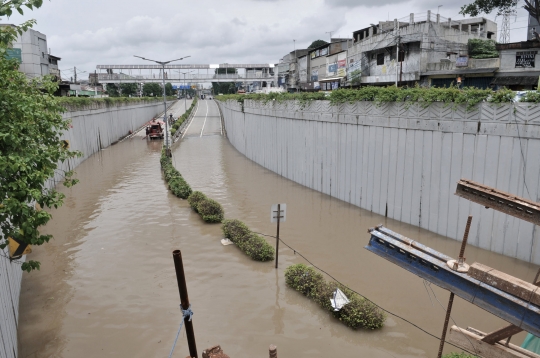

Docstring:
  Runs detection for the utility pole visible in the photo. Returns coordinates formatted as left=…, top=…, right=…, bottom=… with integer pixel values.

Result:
left=134, top=55, right=190, bottom=157
left=325, top=31, right=334, bottom=43
left=74, top=66, right=77, bottom=83
left=395, top=21, right=400, bottom=87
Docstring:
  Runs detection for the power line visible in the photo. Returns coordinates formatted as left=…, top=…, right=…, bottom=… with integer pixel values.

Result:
left=252, top=230, right=481, bottom=356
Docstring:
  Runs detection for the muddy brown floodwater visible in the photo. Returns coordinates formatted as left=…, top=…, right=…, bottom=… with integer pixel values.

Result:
left=19, top=100, right=538, bottom=358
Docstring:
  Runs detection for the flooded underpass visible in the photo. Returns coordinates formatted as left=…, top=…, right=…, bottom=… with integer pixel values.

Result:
left=18, top=100, right=538, bottom=358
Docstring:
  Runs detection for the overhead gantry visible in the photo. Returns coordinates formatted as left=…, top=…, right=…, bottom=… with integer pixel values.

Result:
left=94, top=63, right=276, bottom=84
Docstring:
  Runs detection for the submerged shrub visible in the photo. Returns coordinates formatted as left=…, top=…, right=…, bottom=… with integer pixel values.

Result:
left=285, top=263, right=386, bottom=330
left=222, top=219, right=251, bottom=242
left=187, top=191, right=207, bottom=212
left=196, top=198, right=224, bottom=223
left=221, top=219, right=275, bottom=261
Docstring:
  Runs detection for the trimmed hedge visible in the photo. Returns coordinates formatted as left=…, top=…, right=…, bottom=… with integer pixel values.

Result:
left=187, top=191, right=207, bottom=213
left=171, top=97, right=197, bottom=135
left=197, top=198, right=224, bottom=223
left=222, top=219, right=275, bottom=261
left=160, top=153, right=192, bottom=199
left=284, top=263, right=386, bottom=330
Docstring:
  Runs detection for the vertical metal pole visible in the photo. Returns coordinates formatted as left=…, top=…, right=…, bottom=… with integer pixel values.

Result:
left=162, top=63, right=170, bottom=157
left=395, top=25, right=399, bottom=87
left=436, top=215, right=473, bottom=358
left=275, top=204, right=280, bottom=269
left=269, top=344, right=277, bottom=358
left=172, top=250, right=198, bottom=358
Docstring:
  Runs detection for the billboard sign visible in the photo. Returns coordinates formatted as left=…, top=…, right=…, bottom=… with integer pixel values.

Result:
left=516, top=51, right=537, bottom=68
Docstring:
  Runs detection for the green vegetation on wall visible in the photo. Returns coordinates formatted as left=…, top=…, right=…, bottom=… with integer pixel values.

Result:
left=216, top=86, right=519, bottom=111
left=58, top=96, right=177, bottom=110
left=468, top=38, right=498, bottom=59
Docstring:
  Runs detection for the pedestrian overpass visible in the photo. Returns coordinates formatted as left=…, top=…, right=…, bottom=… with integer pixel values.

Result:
left=95, top=64, right=276, bottom=84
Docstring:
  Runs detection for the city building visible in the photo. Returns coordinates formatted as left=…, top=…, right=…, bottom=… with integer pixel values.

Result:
left=303, top=39, right=350, bottom=91
left=1, top=24, right=61, bottom=79
left=276, top=49, right=309, bottom=92
left=492, top=40, right=540, bottom=90
left=346, top=12, right=497, bottom=88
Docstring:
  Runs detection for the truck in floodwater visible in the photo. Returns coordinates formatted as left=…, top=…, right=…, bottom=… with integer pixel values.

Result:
left=145, top=119, right=164, bottom=140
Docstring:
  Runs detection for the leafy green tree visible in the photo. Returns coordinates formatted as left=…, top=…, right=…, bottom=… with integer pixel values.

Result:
left=0, top=0, right=43, bottom=45
left=165, top=82, right=174, bottom=96
left=143, top=82, right=162, bottom=97
left=308, top=40, right=328, bottom=49
left=106, top=83, right=120, bottom=97
left=120, top=83, right=138, bottom=97
left=460, top=0, right=539, bottom=40
left=0, top=18, right=81, bottom=271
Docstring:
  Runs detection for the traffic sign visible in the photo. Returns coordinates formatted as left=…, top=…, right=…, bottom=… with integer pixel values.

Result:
left=271, top=204, right=286, bottom=223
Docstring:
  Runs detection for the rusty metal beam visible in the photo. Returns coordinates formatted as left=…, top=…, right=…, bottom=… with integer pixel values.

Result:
left=455, top=179, right=540, bottom=226
left=365, top=226, right=540, bottom=337
left=482, top=324, right=524, bottom=344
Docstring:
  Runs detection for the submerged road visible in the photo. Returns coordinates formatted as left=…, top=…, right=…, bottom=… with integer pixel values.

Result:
left=17, top=100, right=537, bottom=357
left=182, top=99, right=222, bottom=138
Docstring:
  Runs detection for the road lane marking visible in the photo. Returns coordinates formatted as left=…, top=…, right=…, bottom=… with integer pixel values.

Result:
left=200, top=101, right=209, bottom=137
left=181, top=99, right=199, bottom=139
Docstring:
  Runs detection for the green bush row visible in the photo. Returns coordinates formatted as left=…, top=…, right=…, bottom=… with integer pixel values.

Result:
left=187, top=191, right=224, bottom=223
left=221, top=219, right=275, bottom=261
left=160, top=152, right=192, bottom=199
left=170, top=98, right=198, bottom=135
left=215, top=87, right=533, bottom=111
left=284, top=263, right=386, bottom=330
left=58, top=96, right=177, bottom=110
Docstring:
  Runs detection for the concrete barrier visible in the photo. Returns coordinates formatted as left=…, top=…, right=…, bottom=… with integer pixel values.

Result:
left=219, top=99, right=540, bottom=265
left=0, top=99, right=174, bottom=358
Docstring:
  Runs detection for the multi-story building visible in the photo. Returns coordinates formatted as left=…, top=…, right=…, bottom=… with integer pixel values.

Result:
left=492, top=40, right=540, bottom=90
left=1, top=25, right=62, bottom=79
left=346, top=11, right=497, bottom=87
left=302, top=39, right=351, bottom=91
left=277, top=49, right=309, bottom=92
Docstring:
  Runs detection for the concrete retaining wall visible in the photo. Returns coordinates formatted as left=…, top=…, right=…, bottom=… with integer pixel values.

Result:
left=219, top=99, right=540, bottom=264
left=0, top=99, right=174, bottom=358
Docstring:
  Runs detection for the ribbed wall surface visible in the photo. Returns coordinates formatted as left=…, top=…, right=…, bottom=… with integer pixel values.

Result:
left=0, top=100, right=173, bottom=358
left=219, top=99, right=540, bottom=265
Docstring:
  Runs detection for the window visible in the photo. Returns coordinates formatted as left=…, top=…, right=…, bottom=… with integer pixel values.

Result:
left=398, top=51, right=405, bottom=62
left=377, top=53, right=385, bottom=65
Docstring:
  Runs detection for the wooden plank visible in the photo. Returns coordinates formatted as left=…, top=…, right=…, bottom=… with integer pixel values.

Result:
left=447, top=325, right=540, bottom=358
left=482, top=324, right=524, bottom=344
left=468, top=262, right=540, bottom=307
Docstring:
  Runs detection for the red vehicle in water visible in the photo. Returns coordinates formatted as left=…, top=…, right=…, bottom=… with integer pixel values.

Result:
left=145, top=119, right=164, bottom=140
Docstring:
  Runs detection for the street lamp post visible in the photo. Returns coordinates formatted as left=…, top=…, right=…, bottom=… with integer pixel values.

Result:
left=174, top=70, right=195, bottom=112
left=134, top=55, right=190, bottom=157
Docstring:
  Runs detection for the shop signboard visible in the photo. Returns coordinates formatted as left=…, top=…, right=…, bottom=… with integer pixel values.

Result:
left=456, top=56, right=468, bottom=67
left=5, top=48, right=21, bottom=63
left=516, top=51, right=537, bottom=68
left=311, top=69, right=319, bottom=82
left=337, top=59, right=347, bottom=77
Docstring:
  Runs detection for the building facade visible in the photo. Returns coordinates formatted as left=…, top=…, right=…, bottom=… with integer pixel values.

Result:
left=346, top=12, right=497, bottom=87
left=493, top=41, right=540, bottom=90
left=1, top=25, right=62, bottom=80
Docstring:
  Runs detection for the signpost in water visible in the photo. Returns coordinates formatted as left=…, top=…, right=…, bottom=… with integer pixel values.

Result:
left=271, top=204, right=286, bottom=268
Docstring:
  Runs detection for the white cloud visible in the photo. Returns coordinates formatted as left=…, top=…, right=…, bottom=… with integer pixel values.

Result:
left=1, top=0, right=529, bottom=79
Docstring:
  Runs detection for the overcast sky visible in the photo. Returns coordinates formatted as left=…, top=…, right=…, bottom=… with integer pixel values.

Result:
left=3, top=0, right=532, bottom=81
